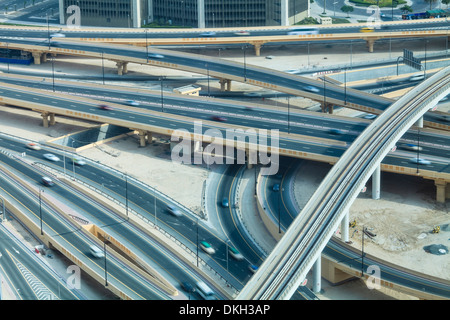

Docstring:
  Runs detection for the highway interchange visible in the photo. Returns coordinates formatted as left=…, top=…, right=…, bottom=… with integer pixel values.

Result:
left=0, top=18, right=449, bottom=300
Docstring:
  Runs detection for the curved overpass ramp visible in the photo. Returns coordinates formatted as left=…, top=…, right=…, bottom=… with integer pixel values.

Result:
left=237, top=67, right=450, bottom=300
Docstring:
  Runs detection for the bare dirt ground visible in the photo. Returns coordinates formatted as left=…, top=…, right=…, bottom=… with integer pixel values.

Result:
left=292, top=160, right=450, bottom=282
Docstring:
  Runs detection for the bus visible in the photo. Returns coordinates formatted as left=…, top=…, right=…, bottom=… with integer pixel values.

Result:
left=195, top=281, right=215, bottom=300
left=287, top=27, right=319, bottom=35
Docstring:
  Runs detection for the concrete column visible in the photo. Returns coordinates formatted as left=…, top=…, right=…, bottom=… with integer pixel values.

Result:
left=312, top=256, right=321, bottom=293
left=41, top=112, right=49, bottom=128
left=116, top=61, right=124, bottom=75
left=328, top=104, right=334, bottom=114
left=341, top=212, right=349, bottom=243
left=219, top=79, right=226, bottom=91
left=415, top=116, right=424, bottom=128
left=49, top=113, right=56, bottom=126
left=366, top=39, right=375, bottom=53
left=226, top=79, right=232, bottom=91
left=253, top=43, right=262, bottom=56
left=372, top=165, right=380, bottom=200
left=32, top=52, right=42, bottom=65
left=122, top=62, right=128, bottom=74
left=138, top=130, right=147, bottom=147
left=435, top=180, right=447, bottom=203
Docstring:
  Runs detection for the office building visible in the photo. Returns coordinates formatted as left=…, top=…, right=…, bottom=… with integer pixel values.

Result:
left=59, top=0, right=309, bottom=28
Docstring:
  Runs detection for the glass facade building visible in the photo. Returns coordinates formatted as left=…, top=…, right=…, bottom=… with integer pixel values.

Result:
left=60, top=0, right=309, bottom=28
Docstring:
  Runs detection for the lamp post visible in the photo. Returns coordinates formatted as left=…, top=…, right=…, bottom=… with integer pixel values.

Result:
left=101, top=51, right=105, bottom=85
left=160, top=76, right=164, bottom=112
left=124, top=173, right=129, bottom=218
left=242, top=45, right=247, bottom=82
left=6, top=42, right=9, bottom=73
left=103, top=240, right=109, bottom=286
left=51, top=54, right=55, bottom=92
left=287, top=97, right=290, bottom=133
left=71, top=140, right=76, bottom=180
left=145, top=29, right=148, bottom=63
left=39, top=188, right=44, bottom=235
left=0, top=197, right=5, bottom=222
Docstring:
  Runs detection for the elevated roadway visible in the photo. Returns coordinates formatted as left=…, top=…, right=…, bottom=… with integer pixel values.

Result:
left=1, top=37, right=448, bottom=131
left=236, top=66, right=450, bottom=300
left=0, top=77, right=448, bottom=201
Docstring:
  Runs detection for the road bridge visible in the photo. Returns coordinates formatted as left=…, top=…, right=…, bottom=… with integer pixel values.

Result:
left=236, top=66, right=450, bottom=300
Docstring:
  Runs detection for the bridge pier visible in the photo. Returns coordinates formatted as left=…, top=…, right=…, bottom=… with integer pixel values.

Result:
left=435, top=179, right=449, bottom=203
left=115, top=61, right=129, bottom=75
left=365, top=39, right=376, bottom=53
left=372, top=165, right=381, bottom=200
left=219, top=79, right=232, bottom=91
left=41, top=112, right=56, bottom=127
left=32, top=52, right=45, bottom=65
left=312, top=256, right=322, bottom=293
left=415, top=116, right=424, bottom=128
left=246, top=150, right=257, bottom=169
left=136, top=130, right=152, bottom=147
left=340, top=211, right=349, bottom=243
left=321, top=103, right=333, bottom=114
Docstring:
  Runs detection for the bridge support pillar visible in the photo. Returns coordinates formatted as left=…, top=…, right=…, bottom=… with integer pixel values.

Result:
left=49, top=113, right=56, bottom=126
left=435, top=179, right=448, bottom=203
left=219, top=79, right=232, bottom=91
left=340, top=211, right=349, bottom=243
left=415, top=116, right=423, bottom=128
left=32, top=52, right=43, bottom=65
left=253, top=43, right=261, bottom=56
left=137, top=130, right=149, bottom=147
left=366, top=39, right=375, bottom=53
left=115, top=61, right=128, bottom=75
left=321, top=103, right=333, bottom=114
left=312, top=256, right=321, bottom=293
left=246, top=150, right=257, bottom=169
left=41, top=112, right=49, bottom=127
left=372, top=165, right=380, bottom=200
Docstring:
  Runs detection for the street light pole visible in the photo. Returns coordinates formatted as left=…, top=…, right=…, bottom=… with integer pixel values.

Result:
left=39, top=188, right=44, bottom=235
left=104, top=241, right=108, bottom=286
left=102, top=51, right=105, bottom=85
left=160, top=76, right=164, bottom=112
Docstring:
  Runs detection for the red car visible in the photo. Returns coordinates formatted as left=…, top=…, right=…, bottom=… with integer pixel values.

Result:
left=98, top=104, right=113, bottom=110
left=211, top=116, right=226, bottom=122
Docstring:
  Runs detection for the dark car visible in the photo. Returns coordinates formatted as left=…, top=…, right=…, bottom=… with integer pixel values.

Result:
left=41, top=176, right=55, bottom=187
left=98, top=104, right=113, bottom=110
left=221, top=198, right=229, bottom=208
left=181, top=281, right=195, bottom=293
left=211, top=116, right=227, bottom=122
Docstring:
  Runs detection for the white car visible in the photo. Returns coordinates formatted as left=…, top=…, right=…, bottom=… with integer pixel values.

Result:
left=229, top=247, right=244, bottom=261
left=199, top=31, right=216, bottom=37
left=166, top=205, right=182, bottom=217
left=148, top=53, right=164, bottom=59
left=50, top=33, right=65, bottom=38
left=303, top=85, right=319, bottom=93
left=125, top=100, right=140, bottom=106
left=200, top=241, right=215, bottom=255
left=409, top=73, right=424, bottom=81
left=285, top=69, right=300, bottom=75
left=26, top=143, right=41, bottom=150
left=363, top=114, right=377, bottom=120
left=402, top=144, right=422, bottom=151
left=71, top=157, right=86, bottom=166
left=409, top=158, right=431, bottom=165
left=89, top=245, right=104, bottom=258
left=43, top=153, right=60, bottom=162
